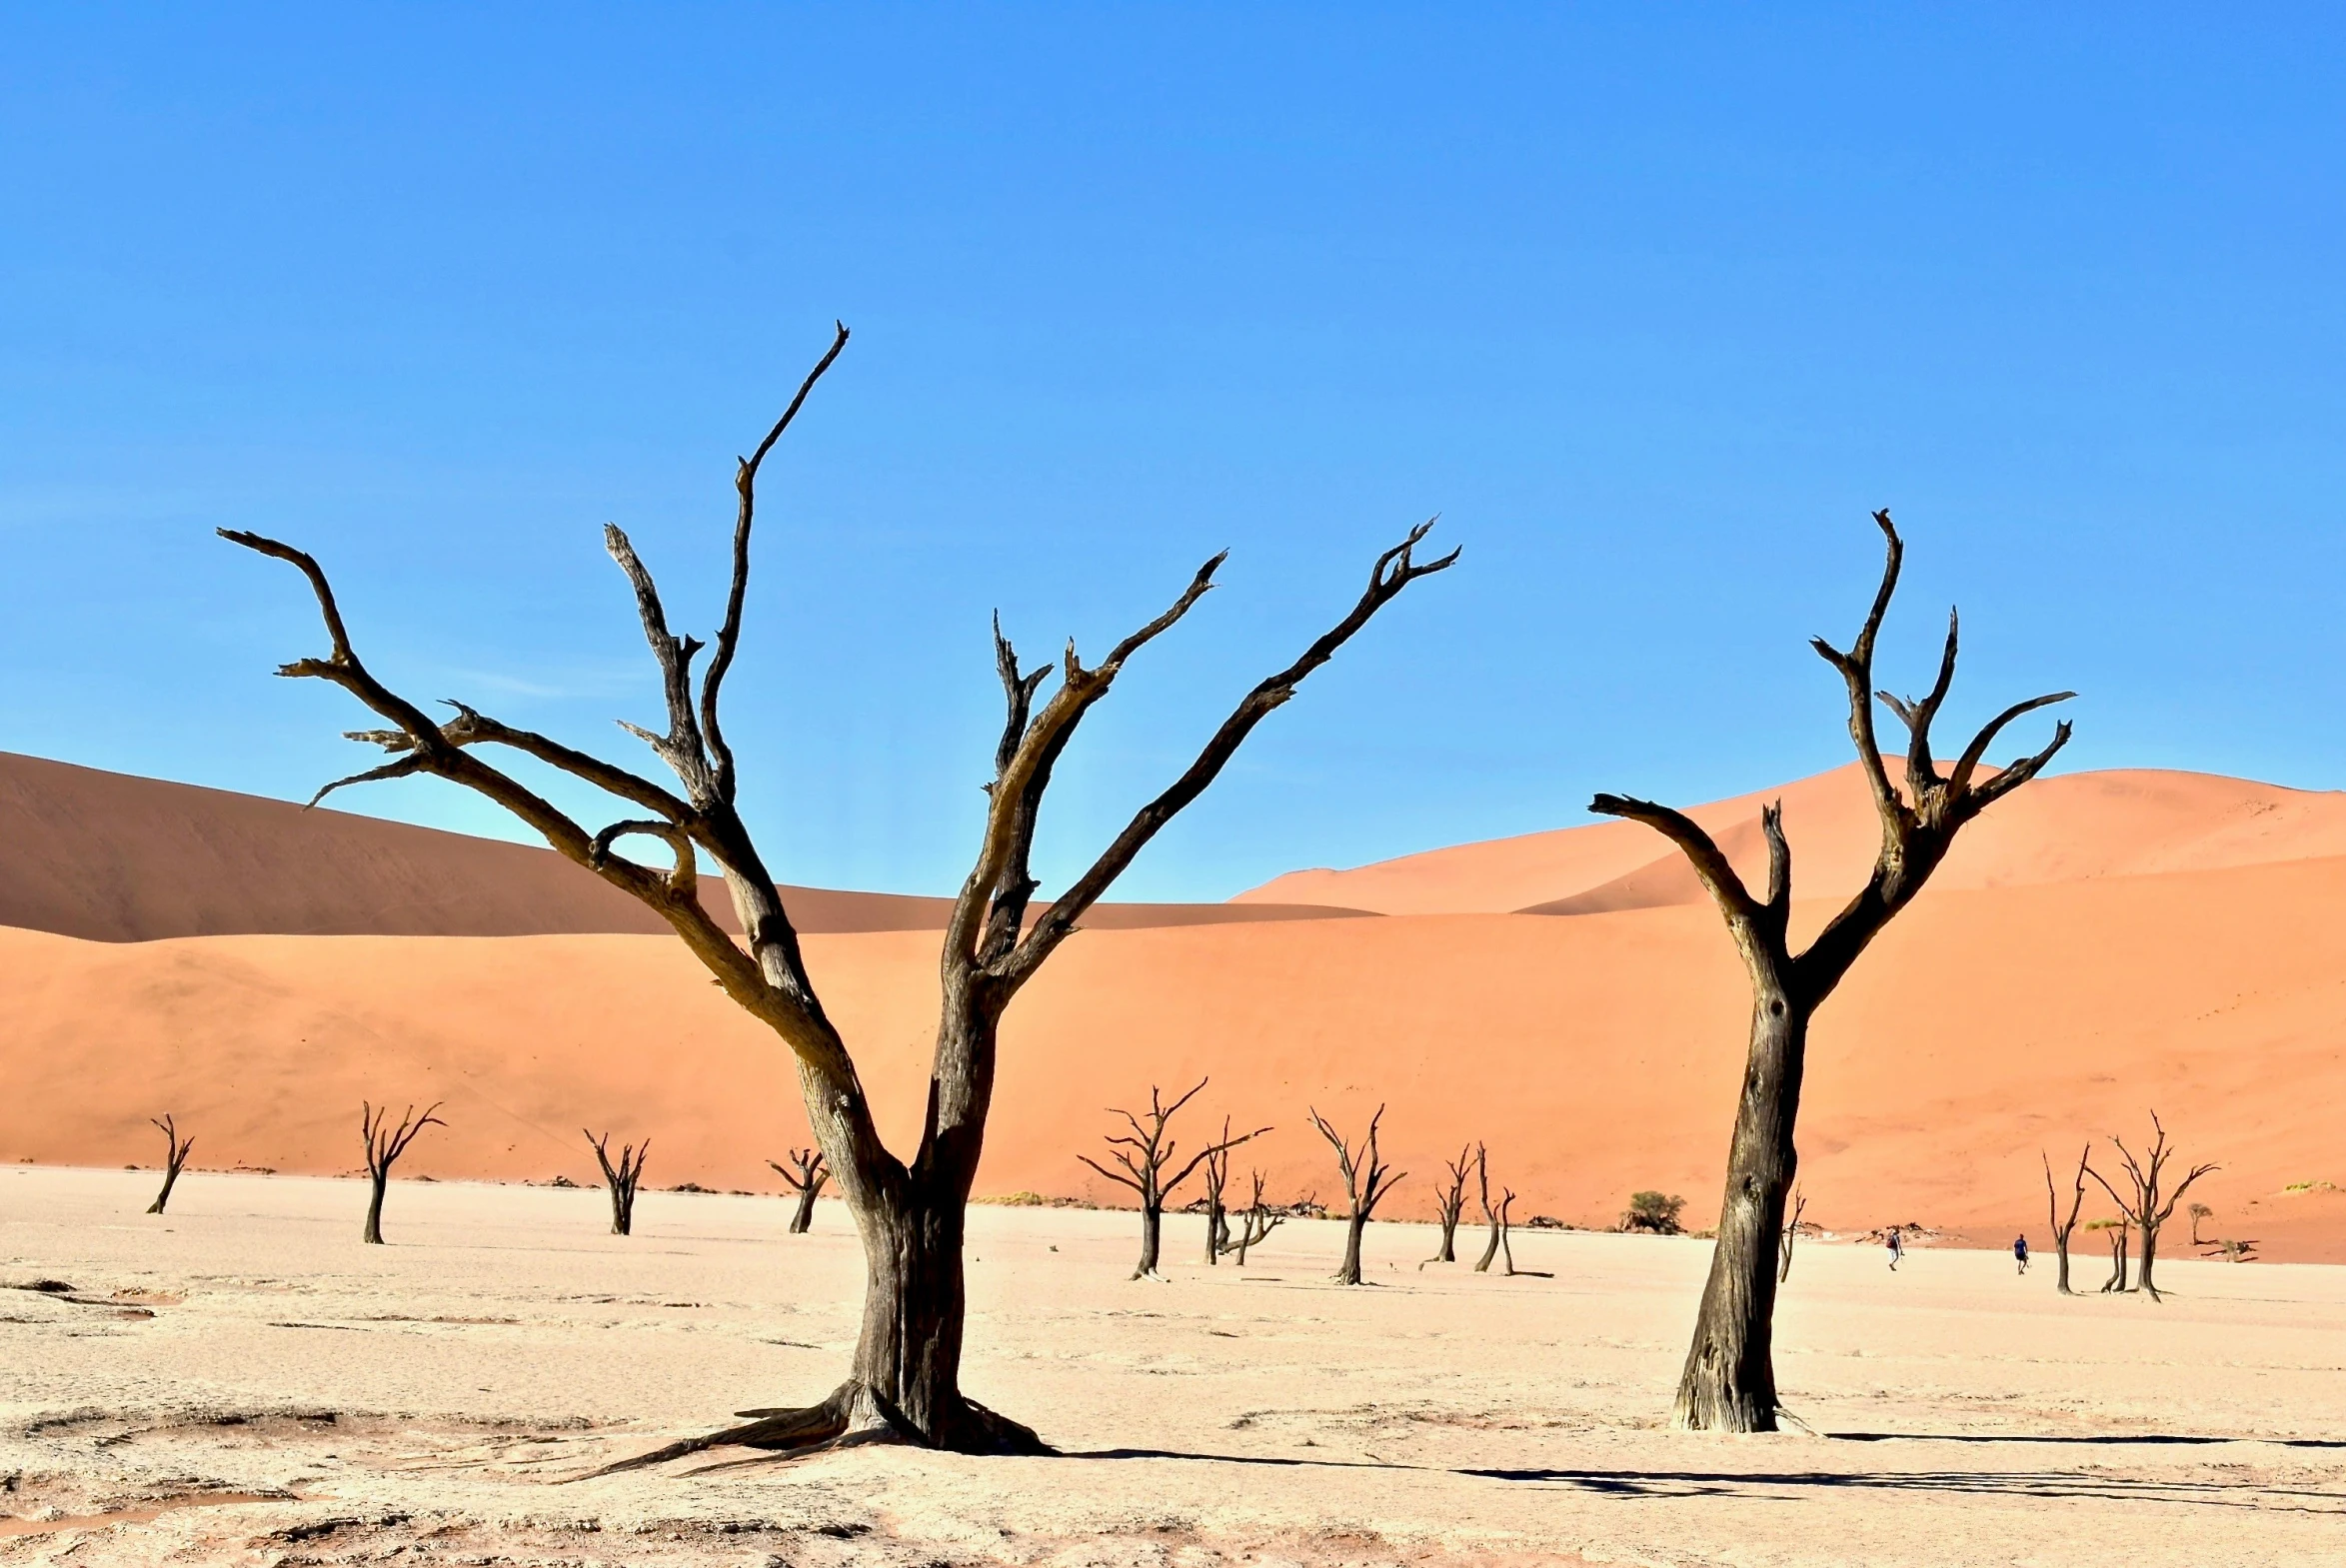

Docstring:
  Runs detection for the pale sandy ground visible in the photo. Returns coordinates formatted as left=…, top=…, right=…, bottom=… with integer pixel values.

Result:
left=4, top=1169, right=2343, bottom=1566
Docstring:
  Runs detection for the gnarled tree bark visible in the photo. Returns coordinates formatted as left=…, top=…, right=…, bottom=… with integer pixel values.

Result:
left=1311, top=1104, right=1404, bottom=1285
left=588, top=1129, right=649, bottom=1236
left=768, top=1147, right=829, bottom=1234
left=224, top=325, right=1449, bottom=1465
left=145, top=1114, right=193, bottom=1215
left=1592, top=511, right=2072, bottom=1432
left=360, top=1101, right=444, bottom=1245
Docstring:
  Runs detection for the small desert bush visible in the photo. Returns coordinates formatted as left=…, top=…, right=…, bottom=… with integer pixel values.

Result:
left=1620, top=1190, right=1686, bottom=1234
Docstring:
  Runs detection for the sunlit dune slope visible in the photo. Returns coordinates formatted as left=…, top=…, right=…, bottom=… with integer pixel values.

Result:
left=0, top=752, right=1361, bottom=939
left=5, top=851, right=2341, bottom=1259
left=1239, top=762, right=2346, bottom=918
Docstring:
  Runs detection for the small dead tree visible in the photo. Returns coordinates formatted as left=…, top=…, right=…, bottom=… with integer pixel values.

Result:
left=587, top=1129, right=651, bottom=1236
left=1492, top=1186, right=1518, bottom=1275
left=359, top=1101, right=445, bottom=1245
left=1200, top=1116, right=1268, bottom=1264
left=1310, top=1104, right=1405, bottom=1285
left=1592, top=512, right=2071, bottom=1431
left=1776, top=1188, right=1807, bottom=1283
left=1080, top=1080, right=1265, bottom=1279
left=1473, top=1144, right=1504, bottom=1272
left=2188, top=1202, right=2213, bottom=1247
left=768, top=1147, right=829, bottom=1234
left=1231, top=1171, right=1283, bottom=1265
left=226, top=322, right=1450, bottom=1460
left=144, top=1115, right=194, bottom=1215
left=2086, top=1217, right=2129, bottom=1292
left=1428, top=1143, right=1472, bottom=1263
left=2043, top=1144, right=2089, bottom=1295
left=2086, top=1112, right=2217, bottom=1302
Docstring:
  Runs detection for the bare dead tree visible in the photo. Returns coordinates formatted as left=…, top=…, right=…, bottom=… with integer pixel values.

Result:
left=1493, top=1186, right=1518, bottom=1275
left=1080, top=1080, right=1265, bottom=1279
left=1472, top=1143, right=1503, bottom=1272
left=1231, top=1170, right=1283, bottom=1265
left=1590, top=512, right=2072, bottom=1432
left=1428, top=1143, right=1471, bottom=1263
left=1310, top=1104, right=1405, bottom=1285
left=587, top=1129, right=650, bottom=1236
left=2087, top=1217, right=2129, bottom=1292
left=2086, top=1112, right=2217, bottom=1302
left=144, top=1115, right=194, bottom=1215
left=224, top=325, right=1450, bottom=1461
left=2043, top=1144, right=2089, bottom=1295
left=1776, top=1187, right=1807, bottom=1283
left=768, top=1147, right=829, bottom=1234
left=359, top=1101, right=445, bottom=1245
left=1200, top=1116, right=1268, bottom=1264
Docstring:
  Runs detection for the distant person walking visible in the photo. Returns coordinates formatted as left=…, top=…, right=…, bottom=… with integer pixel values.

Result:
left=1886, top=1226, right=1904, bottom=1271
left=2014, top=1234, right=2030, bottom=1274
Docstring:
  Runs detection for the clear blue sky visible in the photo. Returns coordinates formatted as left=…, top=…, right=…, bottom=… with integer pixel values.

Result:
left=4, top=6, right=2343, bottom=900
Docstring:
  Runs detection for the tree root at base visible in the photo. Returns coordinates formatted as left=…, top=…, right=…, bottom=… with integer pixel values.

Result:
left=576, top=1381, right=1049, bottom=1478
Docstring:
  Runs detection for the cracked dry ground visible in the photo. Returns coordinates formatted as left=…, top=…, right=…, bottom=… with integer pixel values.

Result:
left=4, top=1167, right=2344, bottom=1566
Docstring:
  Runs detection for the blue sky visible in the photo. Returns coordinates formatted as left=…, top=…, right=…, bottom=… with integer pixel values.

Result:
left=3, top=6, right=2343, bottom=899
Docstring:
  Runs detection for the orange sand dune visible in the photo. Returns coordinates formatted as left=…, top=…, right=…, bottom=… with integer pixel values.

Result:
left=0, top=752, right=1359, bottom=940
left=5, top=851, right=2340, bottom=1260
left=1242, top=762, right=2346, bottom=918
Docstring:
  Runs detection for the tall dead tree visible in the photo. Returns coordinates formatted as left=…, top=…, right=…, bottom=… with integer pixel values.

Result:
left=1776, top=1188, right=1806, bottom=1283
left=1428, top=1143, right=1471, bottom=1263
left=1080, top=1080, right=1264, bottom=1279
left=1310, top=1104, right=1404, bottom=1285
left=1491, top=1185, right=1518, bottom=1275
left=144, top=1115, right=194, bottom=1215
left=2043, top=1144, right=2089, bottom=1295
left=1200, top=1116, right=1266, bottom=1264
left=1231, top=1170, right=1283, bottom=1265
left=2087, top=1112, right=2216, bottom=1302
left=1591, top=512, right=2071, bottom=1432
left=768, top=1147, right=829, bottom=1234
left=1472, top=1144, right=1503, bottom=1272
left=359, top=1101, right=444, bottom=1245
left=588, top=1129, right=650, bottom=1236
left=225, top=324, right=1450, bottom=1460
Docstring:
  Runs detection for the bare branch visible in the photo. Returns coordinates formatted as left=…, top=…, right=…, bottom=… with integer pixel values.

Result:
left=1807, top=509, right=1905, bottom=830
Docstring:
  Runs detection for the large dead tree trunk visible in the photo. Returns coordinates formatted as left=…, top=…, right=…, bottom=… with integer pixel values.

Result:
left=359, top=1101, right=444, bottom=1245
left=1472, top=1143, right=1502, bottom=1272
left=2087, top=1112, right=2216, bottom=1303
left=1429, top=1143, right=1470, bottom=1263
left=223, top=330, right=1450, bottom=1464
left=1592, top=512, right=2072, bottom=1432
left=1079, top=1080, right=1264, bottom=1280
left=768, top=1147, right=829, bottom=1234
left=588, top=1129, right=649, bottom=1236
left=144, top=1115, right=193, bottom=1215
left=2044, top=1144, right=2088, bottom=1295
left=1311, top=1105, right=1404, bottom=1285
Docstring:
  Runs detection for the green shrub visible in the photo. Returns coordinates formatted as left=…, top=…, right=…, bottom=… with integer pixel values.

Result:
left=1621, top=1190, right=1686, bottom=1234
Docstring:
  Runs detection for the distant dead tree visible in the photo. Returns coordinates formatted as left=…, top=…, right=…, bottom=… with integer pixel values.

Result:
left=2086, top=1217, right=2129, bottom=1293
left=1080, top=1080, right=1264, bottom=1279
left=1591, top=512, right=2071, bottom=1431
left=587, top=1129, right=650, bottom=1236
left=359, top=1101, right=445, bottom=1245
left=768, top=1147, right=829, bottom=1234
left=2086, top=1112, right=2217, bottom=1302
left=1776, top=1188, right=1807, bottom=1283
left=1200, top=1116, right=1268, bottom=1264
left=1230, top=1169, right=1284, bottom=1265
left=226, top=320, right=1452, bottom=1461
left=1428, top=1143, right=1472, bottom=1263
left=1491, top=1185, right=1518, bottom=1275
left=144, top=1115, right=194, bottom=1216
left=1473, top=1145, right=1504, bottom=1271
left=2043, top=1144, right=2089, bottom=1295
left=1310, top=1104, right=1404, bottom=1285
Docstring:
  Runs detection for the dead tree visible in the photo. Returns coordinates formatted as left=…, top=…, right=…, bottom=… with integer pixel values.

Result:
left=1428, top=1143, right=1471, bottom=1263
left=224, top=326, right=1450, bottom=1460
left=768, top=1147, right=829, bottom=1234
left=588, top=1129, right=650, bottom=1236
left=1200, top=1116, right=1267, bottom=1264
left=1776, top=1188, right=1806, bottom=1283
left=2087, top=1217, right=2129, bottom=1292
left=2086, top=1112, right=2217, bottom=1302
left=359, top=1101, right=445, bottom=1245
left=1472, top=1144, right=1503, bottom=1272
left=1493, top=1186, right=1518, bottom=1275
left=1079, top=1080, right=1264, bottom=1279
left=2188, top=1203, right=2213, bottom=1247
left=144, top=1115, right=194, bottom=1215
left=1590, top=512, right=2071, bottom=1432
left=2043, top=1144, right=2089, bottom=1295
left=1310, top=1104, right=1405, bottom=1285
left=1231, top=1170, right=1283, bottom=1265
